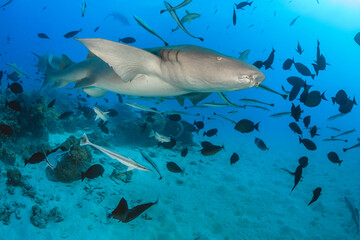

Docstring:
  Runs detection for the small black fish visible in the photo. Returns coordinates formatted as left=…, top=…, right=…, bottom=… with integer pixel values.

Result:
left=193, top=120, right=204, bottom=129
left=200, top=141, right=223, bottom=156
left=0, top=124, right=13, bottom=137
left=255, top=137, right=268, bottom=151
left=291, top=103, right=302, bottom=122
left=81, top=164, right=104, bottom=181
left=289, top=122, right=302, bottom=135
left=294, top=62, right=315, bottom=79
left=263, top=48, right=275, bottom=70
left=327, top=152, right=343, bottom=166
left=291, top=165, right=303, bottom=192
left=253, top=60, right=263, bottom=69
left=64, top=29, right=82, bottom=38
left=283, top=58, right=294, bottom=70
left=287, top=76, right=307, bottom=88
left=181, top=147, right=188, bottom=157
left=235, top=1, right=253, bottom=9
left=299, top=137, right=317, bottom=151
left=25, top=152, right=45, bottom=166
left=289, top=86, right=301, bottom=101
left=5, top=100, right=21, bottom=112
left=310, top=126, right=319, bottom=138
left=234, top=119, right=260, bottom=133
left=203, top=128, right=218, bottom=137
left=7, top=71, right=20, bottom=82
left=230, top=152, right=239, bottom=165
left=295, top=41, right=304, bottom=55
left=158, top=138, right=176, bottom=149
left=48, top=99, right=56, bottom=108
left=94, top=26, right=100, bottom=32
left=119, top=37, right=136, bottom=44
left=332, top=90, right=347, bottom=105
left=107, top=109, right=118, bottom=117
left=7, top=82, right=23, bottom=94
left=167, top=114, right=181, bottom=121
left=339, top=97, right=356, bottom=114
left=166, top=162, right=183, bottom=174
left=98, top=121, right=109, bottom=134
left=308, top=187, right=321, bottom=206
left=304, top=91, right=327, bottom=107
left=58, top=111, right=74, bottom=120
left=303, top=116, right=311, bottom=128
left=298, top=156, right=308, bottom=168
left=233, top=7, right=236, bottom=26
left=37, top=33, right=50, bottom=39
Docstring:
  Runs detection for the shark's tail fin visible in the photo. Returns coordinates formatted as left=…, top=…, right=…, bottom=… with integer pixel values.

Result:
left=41, top=59, right=58, bottom=89
left=80, top=133, right=90, bottom=146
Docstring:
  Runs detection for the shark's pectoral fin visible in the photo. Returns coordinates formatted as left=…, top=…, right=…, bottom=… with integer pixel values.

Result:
left=76, top=38, right=161, bottom=82
left=175, top=92, right=212, bottom=106
left=83, top=88, right=108, bottom=98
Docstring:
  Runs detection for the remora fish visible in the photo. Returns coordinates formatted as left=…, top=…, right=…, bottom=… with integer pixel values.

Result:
left=160, top=0, right=192, bottom=13
left=331, top=129, right=355, bottom=139
left=81, top=2, right=87, bottom=17
left=0, top=0, right=13, bottom=9
left=125, top=103, right=162, bottom=114
left=80, top=133, right=151, bottom=171
left=172, top=10, right=200, bottom=32
left=44, top=38, right=265, bottom=98
left=93, top=106, right=109, bottom=122
left=239, top=98, right=274, bottom=107
left=163, top=1, right=204, bottom=41
left=140, top=151, right=162, bottom=179
left=6, top=63, right=29, bottom=78
left=344, top=196, right=360, bottom=236
left=343, top=138, right=360, bottom=152
left=258, top=84, right=288, bottom=100
left=218, top=92, right=245, bottom=108
left=134, top=15, right=168, bottom=46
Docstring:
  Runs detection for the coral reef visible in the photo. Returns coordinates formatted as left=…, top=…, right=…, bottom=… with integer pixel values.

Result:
left=50, top=135, right=92, bottom=183
left=30, top=205, right=64, bottom=228
left=6, top=168, right=22, bottom=186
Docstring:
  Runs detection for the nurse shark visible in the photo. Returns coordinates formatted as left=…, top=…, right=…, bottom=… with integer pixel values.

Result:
left=43, top=38, right=265, bottom=99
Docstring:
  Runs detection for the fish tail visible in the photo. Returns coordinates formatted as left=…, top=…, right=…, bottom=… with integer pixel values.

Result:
left=80, top=133, right=90, bottom=146
left=282, top=94, right=288, bottom=100
left=149, top=130, right=155, bottom=138
left=331, top=97, right=335, bottom=104
left=254, top=122, right=260, bottom=131
left=339, top=160, right=343, bottom=166
left=343, top=148, right=347, bottom=152
left=299, top=136, right=302, bottom=144
left=353, top=96, right=357, bottom=105
left=203, top=132, right=206, bottom=137
left=311, top=74, right=315, bottom=80
left=160, top=9, right=165, bottom=14
left=41, top=59, right=58, bottom=89
left=81, top=172, right=85, bottom=181
left=321, top=91, right=327, bottom=101
left=249, top=1, right=253, bottom=6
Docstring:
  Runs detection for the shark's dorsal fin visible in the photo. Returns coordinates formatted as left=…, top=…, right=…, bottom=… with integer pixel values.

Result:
left=60, top=54, right=74, bottom=70
left=77, top=38, right=161, bottom=82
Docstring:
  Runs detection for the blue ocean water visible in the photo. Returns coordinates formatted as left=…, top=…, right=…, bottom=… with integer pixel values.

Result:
left=1, top=0, right=360, bottom=239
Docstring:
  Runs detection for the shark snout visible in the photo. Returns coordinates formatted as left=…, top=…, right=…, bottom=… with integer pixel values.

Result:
left=253, top=71, right=265, bottom=87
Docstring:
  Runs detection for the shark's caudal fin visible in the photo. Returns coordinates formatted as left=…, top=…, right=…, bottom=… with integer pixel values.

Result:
left=80, top=133, right=90, bottom=146
left=76, top=38, right=161, bottom=82
left=41, top=59, right=58, bottom=88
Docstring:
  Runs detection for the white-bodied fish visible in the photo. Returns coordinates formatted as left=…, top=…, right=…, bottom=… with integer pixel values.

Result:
left=125, top=102, right=162, bottom=114
left=6, top=63, right=29, bottom=78
left=93, top=106, right=109, bottom=122
left=43, top=146, right=71, bottom=169
left=80, top=133, right=151, bottom=171
left=149, top=130, right=170, bottom=143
